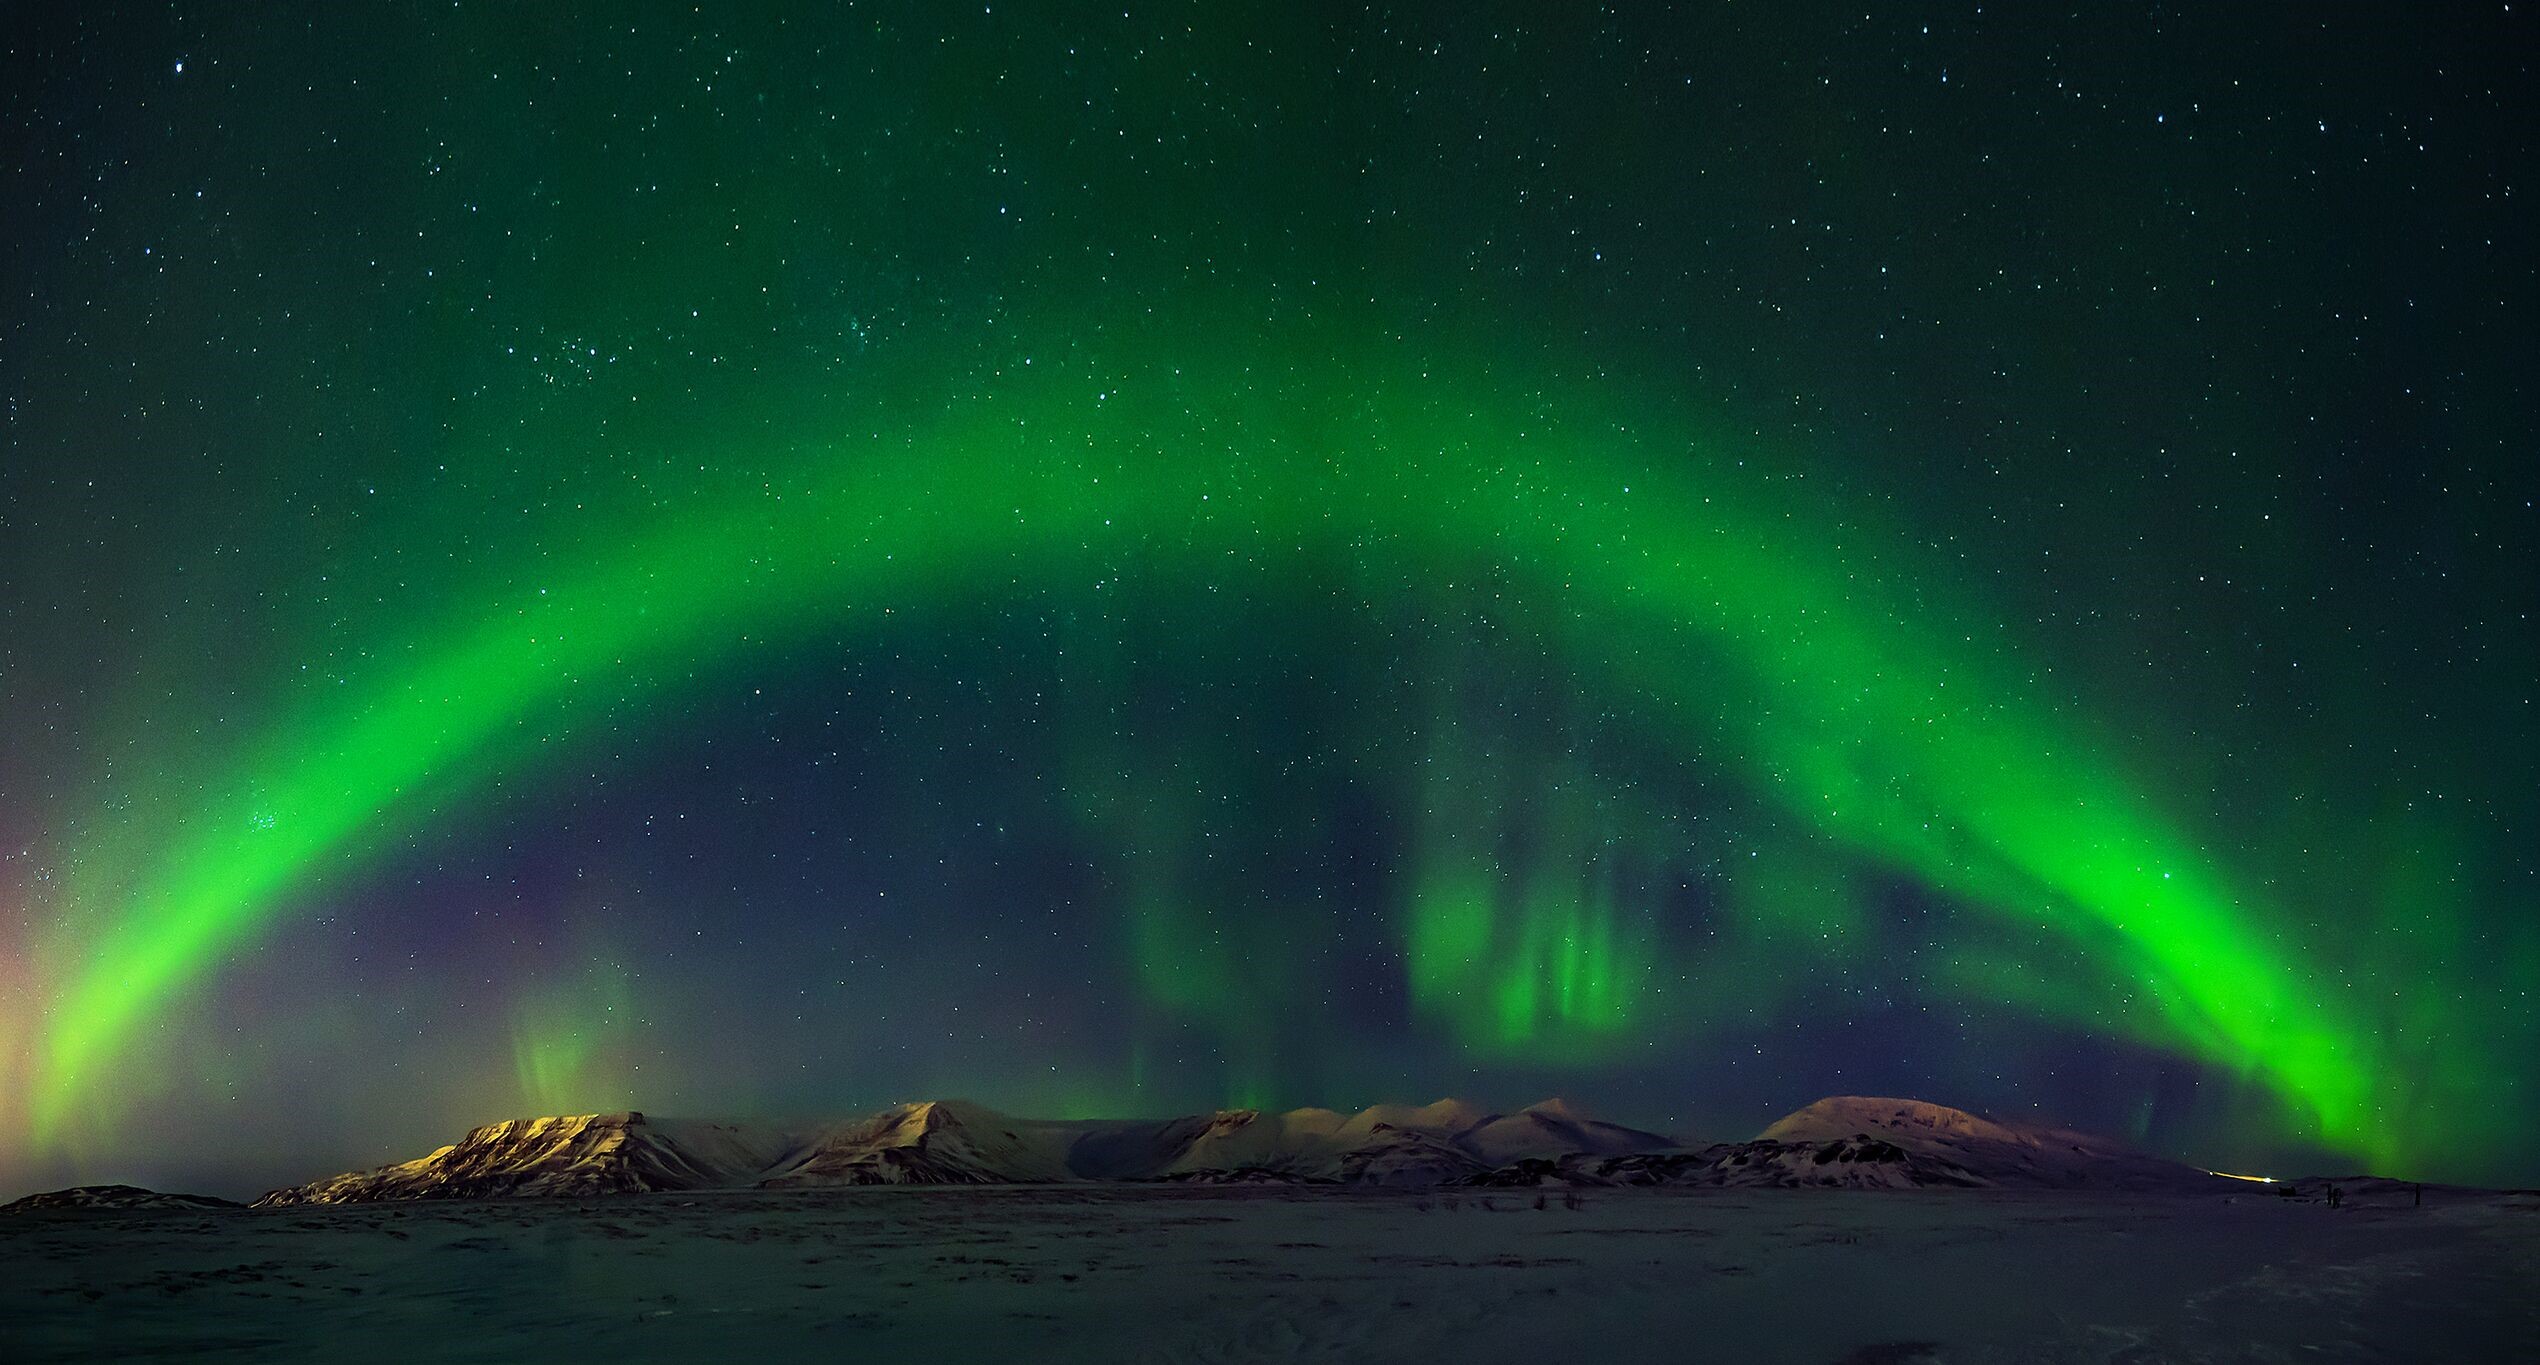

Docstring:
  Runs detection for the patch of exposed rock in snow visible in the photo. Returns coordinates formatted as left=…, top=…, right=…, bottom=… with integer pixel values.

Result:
left=1330, top=1122, right=1492, bottom=1187
left=1478, top=1136, right=1988, bottom=1190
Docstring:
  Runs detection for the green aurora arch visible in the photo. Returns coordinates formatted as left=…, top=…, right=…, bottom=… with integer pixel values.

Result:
left=17, top=316, right=2399, bottom=1166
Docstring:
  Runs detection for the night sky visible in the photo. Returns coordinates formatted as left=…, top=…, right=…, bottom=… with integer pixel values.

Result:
left=3, top=3, right=2534, bottom=1199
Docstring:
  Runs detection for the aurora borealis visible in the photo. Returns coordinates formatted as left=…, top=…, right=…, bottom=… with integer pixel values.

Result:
left=2, top=3, right=2534, bottom=1197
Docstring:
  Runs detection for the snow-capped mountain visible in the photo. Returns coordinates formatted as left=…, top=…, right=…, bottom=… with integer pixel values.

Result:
left=1756, top=1096, right=2224, bottom=1191
left=253, top=1113, right=800, bottom=1206
left=1157, top=1098, right=1676, bottom=1185
left=760, top=1101, right=1077, bottom=1186
left=1459, top=1098, right=1678, bottom=1166
left=1471, top=1097, right=2231, bottom=1190
left=4, top=1184, right=243, bottom=1213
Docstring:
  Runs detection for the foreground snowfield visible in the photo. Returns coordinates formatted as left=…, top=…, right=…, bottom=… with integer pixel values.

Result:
left=6, top=1186, right=2534, bottom=1363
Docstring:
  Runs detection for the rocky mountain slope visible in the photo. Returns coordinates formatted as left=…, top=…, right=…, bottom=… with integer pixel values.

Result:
left=255, top=1113, right=801, bottom=1206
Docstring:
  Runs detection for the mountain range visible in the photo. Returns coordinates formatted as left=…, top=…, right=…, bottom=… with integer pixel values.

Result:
left=236, top=1094, right=2231, bottom=1206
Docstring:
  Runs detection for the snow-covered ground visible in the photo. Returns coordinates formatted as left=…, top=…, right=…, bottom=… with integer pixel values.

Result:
left=5, top=1185, right=2533, bottom=1362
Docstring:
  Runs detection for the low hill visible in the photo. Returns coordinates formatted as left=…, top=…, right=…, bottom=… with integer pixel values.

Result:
left=4, top=1184, right=243, bottom=1213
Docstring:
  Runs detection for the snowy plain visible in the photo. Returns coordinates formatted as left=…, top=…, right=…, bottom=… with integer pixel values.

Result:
left=5, top=1183, right=2534, bottom=1363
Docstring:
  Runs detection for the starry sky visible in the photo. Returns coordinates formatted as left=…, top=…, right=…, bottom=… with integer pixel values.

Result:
left=2, top=2, right=2534, bottom=1199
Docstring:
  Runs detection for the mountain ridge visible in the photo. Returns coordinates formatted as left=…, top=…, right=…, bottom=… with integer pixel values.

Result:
left=236, top=1094, right=2237, bottom=1205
